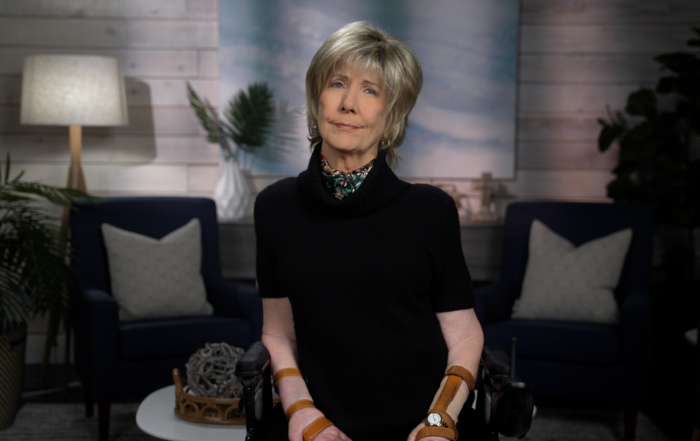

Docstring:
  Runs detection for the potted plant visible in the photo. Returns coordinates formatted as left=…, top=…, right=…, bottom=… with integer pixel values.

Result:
left=186, top=82, right=294, bottom=221
left=598, top=28, right=700, bottom=282
left=0, top=155, right=87, bottom=429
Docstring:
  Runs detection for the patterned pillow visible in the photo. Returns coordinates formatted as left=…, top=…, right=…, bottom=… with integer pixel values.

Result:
left=101, top=219, right=213, bottom=321
left=512, top=219, right=632, bottom=324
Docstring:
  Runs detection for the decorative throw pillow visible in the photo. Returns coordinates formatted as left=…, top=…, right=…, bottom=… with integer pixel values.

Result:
left=101, top=218, right=213, bottom=321
left=511, top=219, right=632, bottom=324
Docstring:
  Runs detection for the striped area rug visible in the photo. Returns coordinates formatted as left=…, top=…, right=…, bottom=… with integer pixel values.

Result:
left=0, top=402, right=670, bottom=441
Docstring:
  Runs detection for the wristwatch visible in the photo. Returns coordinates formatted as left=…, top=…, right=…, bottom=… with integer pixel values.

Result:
left=424, top=412, right=448, bottom=428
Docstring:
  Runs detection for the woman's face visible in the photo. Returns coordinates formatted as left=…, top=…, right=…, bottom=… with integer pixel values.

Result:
left=317, top=65, right=388, bottom=163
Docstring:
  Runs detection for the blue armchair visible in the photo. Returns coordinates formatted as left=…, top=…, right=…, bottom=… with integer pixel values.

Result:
left=69, top=197, right=262, bottom=441
left=474, top=201, right=653, bottom=441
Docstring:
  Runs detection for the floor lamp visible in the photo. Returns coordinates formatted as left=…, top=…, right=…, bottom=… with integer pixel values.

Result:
left=20, top=54, right=128, bottom=388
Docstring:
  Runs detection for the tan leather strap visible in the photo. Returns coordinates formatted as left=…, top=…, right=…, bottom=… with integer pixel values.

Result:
left=416, top=425, right=457, bottom=440
left=302, top=416, right=334, bottom=441
left=434, top=375, right=462, bottom=411
left=285, top=399, right=315, bottom=421
left=446, top=365, right=476, bottom=391
left=273, top=368, right=303, bottom=387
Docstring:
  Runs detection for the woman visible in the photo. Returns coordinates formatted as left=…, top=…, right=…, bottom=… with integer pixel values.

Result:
left=254, top=21, right=484, bottom=441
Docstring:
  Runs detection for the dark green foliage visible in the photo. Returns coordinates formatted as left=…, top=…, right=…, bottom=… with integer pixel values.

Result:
left=225, top=83, right=275, bottom=151
left=186, top=82, right=278, bottom=162
left=0, top=154, right=90, bottom=334
left=597, top=29, right=700, bottom=230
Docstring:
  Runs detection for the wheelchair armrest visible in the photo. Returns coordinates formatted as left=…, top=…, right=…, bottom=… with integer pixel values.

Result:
left=479, top=344, right=534, bottom=439
left=236, top=341, right=271, bottom=378
left=236, top=341, right=273, bottom=440
left=482, top=345, right=511, bottom=377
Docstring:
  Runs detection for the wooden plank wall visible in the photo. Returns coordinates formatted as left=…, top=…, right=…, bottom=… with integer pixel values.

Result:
left=2, top=1, right=698, bottom=212
left=474, top=0, right=698, bottom=214
left=0, top=1, right=697, bottom=362
left=0, top=0, right=220, bottom=204
left=0, top=0, right=220, bottom=364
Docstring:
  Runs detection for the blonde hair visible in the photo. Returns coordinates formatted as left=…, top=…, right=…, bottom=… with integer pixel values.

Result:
left=305, top=21, right=423, bottom=166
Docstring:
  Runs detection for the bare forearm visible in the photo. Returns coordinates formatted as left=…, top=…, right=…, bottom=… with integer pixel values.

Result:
left=427, top=328, right=484, bottom=414
left=408, top=309, right=484, bottom=441
left=262, top=332, right=313, bottom=409
left=445, top=322, right=483, bottom=379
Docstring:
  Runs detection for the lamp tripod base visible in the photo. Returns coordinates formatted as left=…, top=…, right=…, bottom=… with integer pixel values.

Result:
left=40, top=125, right=87, bottom=395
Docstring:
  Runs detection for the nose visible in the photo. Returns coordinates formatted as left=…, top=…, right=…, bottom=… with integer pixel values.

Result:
left=339, top=89, right=356, bottom=113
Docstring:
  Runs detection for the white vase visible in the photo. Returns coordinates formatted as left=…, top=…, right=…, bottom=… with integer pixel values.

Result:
left=214, top=158, right=250, bottom=221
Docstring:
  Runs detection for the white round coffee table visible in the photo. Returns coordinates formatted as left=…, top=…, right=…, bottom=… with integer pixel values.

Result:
left=136, top=385, right=248, bottom=441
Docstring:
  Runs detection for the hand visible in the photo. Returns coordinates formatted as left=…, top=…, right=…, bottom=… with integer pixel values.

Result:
left=407, top=422, right=448, bottom=441
left=288, top=407, right=352, bottom=441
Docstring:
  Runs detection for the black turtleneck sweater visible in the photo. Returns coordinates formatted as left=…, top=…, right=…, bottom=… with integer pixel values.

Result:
left=254, top=144, right=474, bottom=441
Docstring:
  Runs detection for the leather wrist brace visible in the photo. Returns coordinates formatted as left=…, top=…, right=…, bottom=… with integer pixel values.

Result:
left=273, top=367, right=303, bottom=388
left=276, top=370, right=334, bottom=441
left=416, top=366, right=475, bottom=441
left=285, top=399, right=335, bottom=441
left=285, top=399, right=315, bottom=420
left=303, top=416, right=334, bottom=441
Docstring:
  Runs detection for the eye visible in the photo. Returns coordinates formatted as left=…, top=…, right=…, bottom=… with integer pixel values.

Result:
left=330, top=81, right=343, bottom=89
left=365, top=88, right=377, bottom=96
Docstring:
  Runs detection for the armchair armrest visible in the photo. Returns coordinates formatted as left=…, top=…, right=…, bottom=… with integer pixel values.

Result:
left=620, top=288, right=650, bottom=368
left=70, top=288, right=120, bottom=401
left=207, top=279, right=263, bottom=341
left=474, top=281, right=520, bottom=326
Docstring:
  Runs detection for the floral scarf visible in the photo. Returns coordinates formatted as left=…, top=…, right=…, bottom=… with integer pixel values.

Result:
left=320, top=153, right=375, bottom=200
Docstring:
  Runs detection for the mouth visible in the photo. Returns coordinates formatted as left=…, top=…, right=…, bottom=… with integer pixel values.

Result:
left=333, top=122, right=360, bottom=131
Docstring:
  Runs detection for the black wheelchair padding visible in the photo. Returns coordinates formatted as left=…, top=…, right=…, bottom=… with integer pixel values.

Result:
left=236, top=341, right=271, bottom=377
left=478, top=343, right=534, bottom=439
left=482, top=345, right=511, bottom=376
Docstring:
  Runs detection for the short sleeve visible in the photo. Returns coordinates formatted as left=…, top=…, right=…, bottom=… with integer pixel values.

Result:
left=254, top=194, right=287, bottom=298
left=429, top=199, right=474, bottom=312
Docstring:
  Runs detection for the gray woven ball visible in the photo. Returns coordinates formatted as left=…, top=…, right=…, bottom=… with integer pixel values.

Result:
left=185, top=342, right=245, bottom=398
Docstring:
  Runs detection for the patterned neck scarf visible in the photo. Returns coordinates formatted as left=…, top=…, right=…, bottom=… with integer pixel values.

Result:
left=320, top=153, right=375, bottom=200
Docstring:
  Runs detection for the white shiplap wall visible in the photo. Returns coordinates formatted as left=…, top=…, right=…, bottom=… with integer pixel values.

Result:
left=0, top=0, right=221, bottom=363
left=0, top=0, right=221, bottom=202
left=0, top=0, right=697, bottom=362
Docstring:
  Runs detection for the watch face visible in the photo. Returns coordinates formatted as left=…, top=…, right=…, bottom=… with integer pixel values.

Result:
left=427, top=413, right=442, bottom=425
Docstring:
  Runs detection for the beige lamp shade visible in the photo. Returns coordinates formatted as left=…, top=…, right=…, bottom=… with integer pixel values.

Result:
left=20, top=54, right=128, bottom=126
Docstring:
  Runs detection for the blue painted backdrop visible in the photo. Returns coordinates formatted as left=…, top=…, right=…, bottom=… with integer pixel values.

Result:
left=219, top=0, right=519, bottom=178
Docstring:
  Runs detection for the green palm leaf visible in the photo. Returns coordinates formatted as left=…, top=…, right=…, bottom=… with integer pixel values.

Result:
left=224, top=82, right=275, bottom=152
left=187, top=82, right=293, bottom=163
left=0, top=155, right=89, bottom=333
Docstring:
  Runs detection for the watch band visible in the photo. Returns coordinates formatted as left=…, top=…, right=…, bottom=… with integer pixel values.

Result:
left=425, top=409, right=457, bottom=433
left=416, top=425, right=457, bottom=441
left=272, top=368, right=303, bottom=387
left=302, top=416, right=334, bottom=441
left=419, top=408, right=458, bottom=439
left=445, top=365, right=475, bottom=391
left=285, top=399, right=315, bottom=421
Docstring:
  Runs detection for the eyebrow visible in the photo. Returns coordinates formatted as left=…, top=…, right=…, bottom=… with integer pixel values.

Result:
left=330, top=73, right=381, bottom=89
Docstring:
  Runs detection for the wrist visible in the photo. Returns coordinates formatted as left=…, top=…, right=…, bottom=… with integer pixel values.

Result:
left=290, top=406, right=324, bottom=424
left=278, top=376, right=312, bottom=409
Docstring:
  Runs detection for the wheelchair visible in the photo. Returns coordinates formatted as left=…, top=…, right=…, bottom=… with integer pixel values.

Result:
left=234, top=339, right=534, bottom=441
